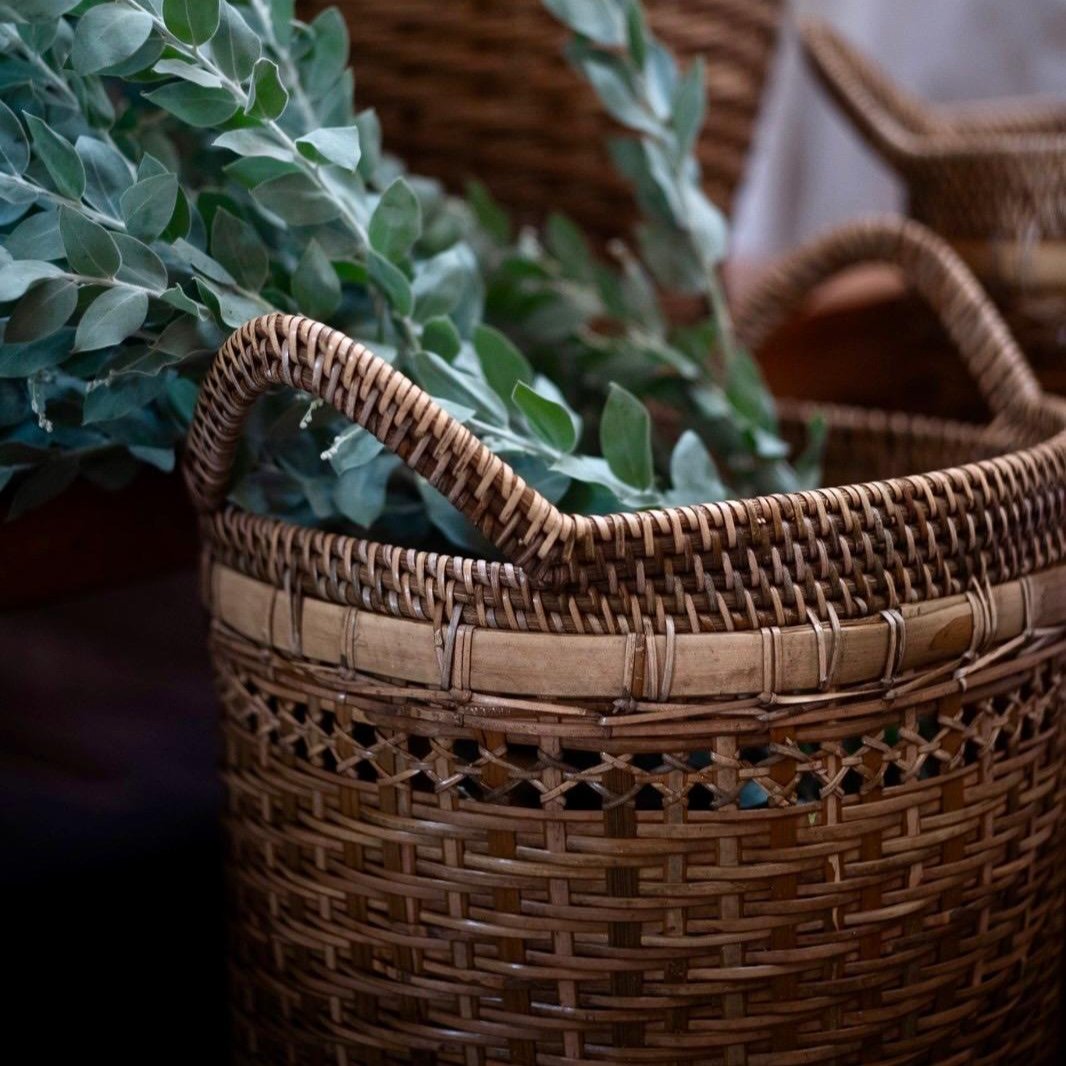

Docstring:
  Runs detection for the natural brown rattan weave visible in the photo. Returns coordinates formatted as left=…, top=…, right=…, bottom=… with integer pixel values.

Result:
left=297, top=0, right=782, bottom=235
left=186, top=218, right=1066, bottom=1064
left=800, top=19, right=1066, bottom=358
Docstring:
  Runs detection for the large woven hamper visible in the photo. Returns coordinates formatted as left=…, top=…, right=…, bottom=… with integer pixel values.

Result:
left=800, top=19, right=1066, bottom=360
left=185, top=219, right=1066, bottom=1064
left=297, top=0, right=782, bottom=236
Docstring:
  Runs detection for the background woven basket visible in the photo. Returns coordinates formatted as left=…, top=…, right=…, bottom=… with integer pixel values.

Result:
left=186, top=218, right=1066, bottom=1064
left=800, top=18, right=1066, bottom=361
left=297, top=0, right=783, bottom=236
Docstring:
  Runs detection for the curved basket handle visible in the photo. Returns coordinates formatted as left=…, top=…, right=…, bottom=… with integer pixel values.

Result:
left=734, top=217, right=1046, bottom=426
left=798, top=18, right=935, bottom=168
left=183, top=313, right=577, bottom=583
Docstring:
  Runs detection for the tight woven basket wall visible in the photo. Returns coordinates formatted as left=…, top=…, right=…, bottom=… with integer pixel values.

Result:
left=297, top=0, right=782, bottom=236
left=800, top=19, right=1066, bottom=361
left=185, top=219, right=1066, bottom=1065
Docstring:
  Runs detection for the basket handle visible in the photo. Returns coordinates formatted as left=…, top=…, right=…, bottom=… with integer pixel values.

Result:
left=798, top=18, right=935, bottom=167
left=734, top=217, right=1046, bottom=423
left=183, top=313, right=578, bottom=583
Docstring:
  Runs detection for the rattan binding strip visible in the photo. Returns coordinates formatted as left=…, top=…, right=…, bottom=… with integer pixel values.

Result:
left=211, top=560, right=1061, bottom=701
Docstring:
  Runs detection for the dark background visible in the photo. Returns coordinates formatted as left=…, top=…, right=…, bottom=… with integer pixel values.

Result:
left=2, top=570, right=228, bottom=1063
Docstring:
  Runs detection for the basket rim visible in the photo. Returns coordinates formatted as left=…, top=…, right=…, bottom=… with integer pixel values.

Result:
left=200, top=398, right=1066, bottom=634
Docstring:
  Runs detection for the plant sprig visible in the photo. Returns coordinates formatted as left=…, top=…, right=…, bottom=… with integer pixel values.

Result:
left=0, top=0, right=822, bottom=541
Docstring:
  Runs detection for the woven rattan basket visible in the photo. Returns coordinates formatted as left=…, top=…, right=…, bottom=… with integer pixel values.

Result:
left=186, top=219, right=1066, bottom=1064
left=800, top=19, right=1066, bottom=360
left=297, top=0, right=782, bottom=235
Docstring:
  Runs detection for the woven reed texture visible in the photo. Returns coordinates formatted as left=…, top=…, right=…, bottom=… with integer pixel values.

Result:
left=799, top=19, right=1066, bottom=358
left=186, top=218, right=1066, bottom=1063
left=297, top=0, right=782, bottom=236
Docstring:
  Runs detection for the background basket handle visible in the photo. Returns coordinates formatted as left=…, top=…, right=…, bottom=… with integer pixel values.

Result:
left=734, top=217, right=1046, bottom=425
left=183, top=313, right=577, bottom=582
left=798, top=18, right=934, bottom=166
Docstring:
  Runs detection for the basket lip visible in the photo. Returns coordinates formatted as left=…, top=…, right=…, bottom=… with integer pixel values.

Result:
left=203, top=399, right=1066, bottom=629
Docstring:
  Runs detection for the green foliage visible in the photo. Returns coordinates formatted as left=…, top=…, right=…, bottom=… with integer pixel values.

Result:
left=0, top=0, right=822, bottom=542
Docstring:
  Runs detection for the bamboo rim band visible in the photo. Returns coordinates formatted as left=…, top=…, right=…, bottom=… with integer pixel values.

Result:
left=208, top=561, right=1066, bottom=701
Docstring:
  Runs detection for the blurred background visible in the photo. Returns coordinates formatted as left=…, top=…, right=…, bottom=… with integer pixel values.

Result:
left=736, top=0, right=1066, bottom=254
left=2, top=1, right=1064, bottom=1061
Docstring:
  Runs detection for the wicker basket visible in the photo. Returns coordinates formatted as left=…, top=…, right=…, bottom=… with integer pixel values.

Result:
left=186, top=219, right=1066, bottom=1064
left=297, top=0, right=782, bottom=235
left=799, top=19, right=1066, bottom=361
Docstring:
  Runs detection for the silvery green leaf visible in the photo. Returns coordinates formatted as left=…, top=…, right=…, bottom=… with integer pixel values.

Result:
left=114, top=234, right=168, bottom=292
left=251, top=172, right=339, bottom=225
left=353, top=109, right=381, bottom=183
left=211, top=207, right=268, bottom=291
left=144, top=82, right=239, bottom=127
left=366, top=249, right=412, bottom=315
left=0, top=100, right=29, bottom=175
left=210, top=2, right=260, bottom=81
left=83, top=373, right=167, bottom=424
left=291, top=238, right=339, bottom=322
left=600, top=381, right=653, bottom=489
left=0, top=259, right=63, bottom=300
left=212, top=128, right=291, bottom=162
left=195, top=277, right=269, bottom=328
left=4, top=212, right=63, bottom=261
left=543, top=0, right=626, bottom=45
left=303, top=7, right=349, bottom=99
left=368, top=177, right=420, bottom=263
left=333, top=453, right=397, bottom=529
left=551, top=453, right=651, bottom=507
left=683, top=184, right=728, bottom=266
left=73, top=286, right=149, bottom=351
left=412, top=244, right=475, bottom=323
left=6, top=277, right=77, bottom=342
left=666, top=430, right=723, bottom=505
left=119, top=172, right=178, bottom=242
left=160, top=284, right=209, bottom=318
left=422, top=316, right=461, bottom=361
left=162, top=0, right=220, bottom=46
left=546, top=212, right=594, bottom=282
left=793, top=414, right=827, bottom=490
left=245, top=58, right=288, bottom=120
left=266, top=0, right=294, bottom=48
left=296, top=125, right=361, bottom=172
left=152, top=58, right=223, bottom=88
left=643, top=39, right=678, bottom=119
left=0, top=174, right=37, bottom=206
left=573, top=50, right=659, bottom=136
left=413, top=349, right=507, bottom=426
left=6, top=455, right=79, bottom=519
left=2, top=0, right=79, bottom=21
left=465, top=179, right=510, bottom=245
left=59, top=206, right=119, bottom=277
left=0, top=326, right=72, bottom=378
left=322, top=423, right=383, bottom=475
left=672, top=57, right=705, bottom=159
left=70, top=3, right=153, bottom=74
left=416, top=477, right=489, bottom=554
left=513, top=381, right=577, bottom=453
left=25, top=114, right=84, bottom=200
left=625, top=0, right=647, bottom=68
left=98, top=31, right=164, bottom=78
left=127, top=444, right=174, bottom=472
left=171, top=239, right=235, bottom=286
left=224, top=154, right=299, bottom=190
left=76, top=137, right=134, bottom=217
left=474, top=324, right=532, bottom=404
